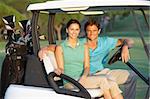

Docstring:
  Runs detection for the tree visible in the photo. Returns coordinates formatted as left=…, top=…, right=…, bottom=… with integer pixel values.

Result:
left=0, top=2, right=26, bottom=29
left=103, top=10, right=130, bottom=32
left=0, top=0, right=48, bottom=13
left=54, top=13, right=84, bottom=41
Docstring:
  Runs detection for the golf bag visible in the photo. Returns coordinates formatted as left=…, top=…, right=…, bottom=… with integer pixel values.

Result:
left=1, top=16, right=29, bottom=96
left=1, top=43, right=27, bottom=96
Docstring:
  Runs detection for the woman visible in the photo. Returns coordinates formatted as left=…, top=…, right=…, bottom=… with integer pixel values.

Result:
left=54, top=19, right=123, bottom=99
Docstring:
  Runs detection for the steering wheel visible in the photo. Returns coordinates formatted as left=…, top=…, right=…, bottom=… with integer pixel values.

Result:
left=47, top=72, right=91, bottom=99
left=108, top=47, right=122, bottom=65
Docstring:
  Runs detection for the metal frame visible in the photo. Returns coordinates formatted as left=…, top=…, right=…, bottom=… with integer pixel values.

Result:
left=48, top=13, right=55, bottom=44
left=141, top=9, right=150, bottom=30
left=131, top=10, right=149, bottom=59
left=31, top=11, right=40, bottom=56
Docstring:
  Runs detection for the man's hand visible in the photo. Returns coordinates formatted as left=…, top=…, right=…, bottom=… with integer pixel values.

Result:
left=38, top=45, right=56, bottom=61
left=121, top=45, right=130, bottom=63
left=38, top=47, right=49, bottom=61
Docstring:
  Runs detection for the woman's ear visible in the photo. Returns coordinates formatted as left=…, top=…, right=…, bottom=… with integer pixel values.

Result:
left=66, top=28, right=68, bottom=33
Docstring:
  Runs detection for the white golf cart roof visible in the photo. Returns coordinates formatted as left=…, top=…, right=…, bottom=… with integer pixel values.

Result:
left=27, top=0, right=150, bottom=12
left=26, top=0, right=150, bottom=56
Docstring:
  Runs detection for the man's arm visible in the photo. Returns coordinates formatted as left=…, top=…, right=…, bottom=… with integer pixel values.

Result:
left=116, top=38, right=134, bottom=63
left=116, top=38, right=134, bottom=48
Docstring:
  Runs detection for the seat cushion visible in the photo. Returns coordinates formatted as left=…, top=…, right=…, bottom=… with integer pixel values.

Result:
left=4, top=84, right=83, bottom=99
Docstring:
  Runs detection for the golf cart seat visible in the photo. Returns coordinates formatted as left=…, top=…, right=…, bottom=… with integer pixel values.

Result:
left=4, top=51, right=103, bottom=99
left=43, top=51, right=103, bottom=98
left=4, top=84, right=103, bottom=99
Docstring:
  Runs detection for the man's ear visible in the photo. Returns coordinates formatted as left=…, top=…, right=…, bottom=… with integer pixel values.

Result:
left=98, top=29, right=101, bottom=34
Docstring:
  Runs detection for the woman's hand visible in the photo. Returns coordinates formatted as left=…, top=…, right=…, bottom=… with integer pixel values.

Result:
left=54, top=68, right=63, bottom=75
left=79, top=75, right=87, bottom=85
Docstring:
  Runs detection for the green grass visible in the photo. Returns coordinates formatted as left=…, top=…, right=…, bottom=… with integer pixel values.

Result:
left=0, top=41, right=6, bottom=73
left=0, top=36, right=149, bottom=99
left=113, top=14, right=148, bottom=32
left=105, top=37, right=149, bottom=99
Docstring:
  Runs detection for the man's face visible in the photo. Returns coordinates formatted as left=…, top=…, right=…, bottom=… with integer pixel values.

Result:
left=86, top=25, right=100, bottom=41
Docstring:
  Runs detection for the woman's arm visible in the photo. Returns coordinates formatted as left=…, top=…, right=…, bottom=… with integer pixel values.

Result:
left=83, top=44, right=90, bottom=76
left=79, top=44, right=90, bottom=84
left=55, top=45, right=64, bottom=75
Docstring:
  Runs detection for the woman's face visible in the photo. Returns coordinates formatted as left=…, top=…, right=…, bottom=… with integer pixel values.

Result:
left=66, top=23, right=80, bottom=39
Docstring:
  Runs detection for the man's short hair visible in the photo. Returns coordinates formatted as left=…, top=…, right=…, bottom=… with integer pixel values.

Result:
left=84, top=19, right=101, bottom=31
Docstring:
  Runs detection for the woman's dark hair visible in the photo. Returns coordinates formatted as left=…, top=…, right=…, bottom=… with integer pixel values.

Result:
left=84, top=19, right=101, bottom=31
left=66, top=19, right=81, bottom=29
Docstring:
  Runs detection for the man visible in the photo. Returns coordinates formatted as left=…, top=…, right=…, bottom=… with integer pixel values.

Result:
left=38, top=19, right=137, bottom=99
left=84, top=20, right=137, bottom=99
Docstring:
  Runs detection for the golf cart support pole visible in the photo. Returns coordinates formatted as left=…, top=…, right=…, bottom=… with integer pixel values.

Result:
left=131, top=10, right=149, bottom=59
left=31, top=11, right=40, bottom=56
left=126, top=61, right=149, bottom=99
left=125, top=62, right=149, bottom=85
left=48, top=13, right=55, bottom=44
left=145, top=81, right=149, bottom=99
left=140, top=9, right=150, bottom=30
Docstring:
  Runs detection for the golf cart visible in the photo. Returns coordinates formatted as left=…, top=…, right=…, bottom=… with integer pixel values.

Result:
left=3, top=0, right=150, bottom=99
